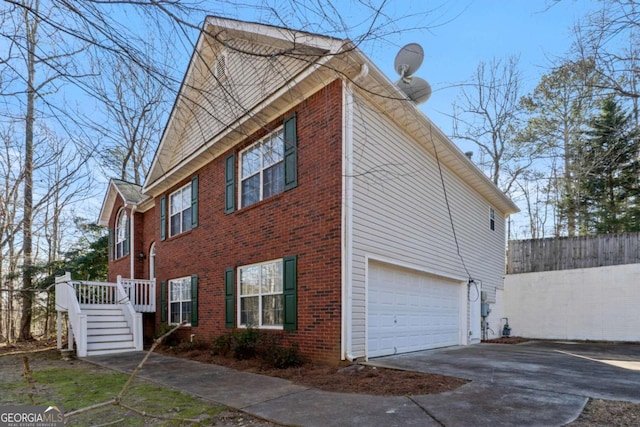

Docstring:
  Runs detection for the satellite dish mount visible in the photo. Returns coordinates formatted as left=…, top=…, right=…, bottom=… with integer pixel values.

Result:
left=393, top=43, right=431, bottom=104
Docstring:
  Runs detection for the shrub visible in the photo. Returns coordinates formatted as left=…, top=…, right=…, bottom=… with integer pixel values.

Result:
left=210, top=329, right=305, bottom=368
left=261, top=341, right=304, bottom=369
left=233, top=327, right=261, bottom=360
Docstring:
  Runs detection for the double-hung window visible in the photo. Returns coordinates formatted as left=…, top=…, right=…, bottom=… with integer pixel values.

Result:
left=115, top=209, right=128, bottom=259
left=169, top=277, right=192, bottom=325
left=490, top=208, right=496, bottom=231
left=240, top=129, right=285, bottom=208
left=239, top=259, right=284, bottom=327
left=169, top=185, right=192, bottom=237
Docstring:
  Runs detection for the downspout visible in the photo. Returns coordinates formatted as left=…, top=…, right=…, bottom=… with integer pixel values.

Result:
left=129, top=205, right=137, bottom=280
left=341, top=63, right=369, bottom=361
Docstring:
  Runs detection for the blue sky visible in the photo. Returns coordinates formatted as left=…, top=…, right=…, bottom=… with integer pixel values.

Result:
left=364, top=1, right=600, bottom=145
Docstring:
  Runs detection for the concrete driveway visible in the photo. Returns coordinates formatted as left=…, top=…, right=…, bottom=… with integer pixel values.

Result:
left=367, top=341, right=640, bottom=426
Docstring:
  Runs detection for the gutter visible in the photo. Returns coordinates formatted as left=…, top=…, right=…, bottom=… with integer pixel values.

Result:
left=341, top=63, right=369, bottom=361
left=129, top=205, right=137, bottom=280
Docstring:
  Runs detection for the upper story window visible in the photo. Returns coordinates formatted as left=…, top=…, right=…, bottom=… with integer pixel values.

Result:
left=115, top=209, right=129, bottom=259
left=490, top=208, right=496, bottom=231
left=170, top=184, right=192, bottom=237
left=240, top=128, right=285, bottom=208
left=224, top=115, right=296, bottom=214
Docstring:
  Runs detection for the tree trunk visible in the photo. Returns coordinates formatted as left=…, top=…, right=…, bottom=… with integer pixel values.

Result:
left=19, top=1, right=38, bottom=342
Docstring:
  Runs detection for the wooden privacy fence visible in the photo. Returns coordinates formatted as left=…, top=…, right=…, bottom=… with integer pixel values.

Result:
left=507, top=232, right=640, bottom=274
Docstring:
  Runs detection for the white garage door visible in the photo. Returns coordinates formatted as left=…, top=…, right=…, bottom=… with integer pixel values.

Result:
left=367, top=261, right=462, bottom=358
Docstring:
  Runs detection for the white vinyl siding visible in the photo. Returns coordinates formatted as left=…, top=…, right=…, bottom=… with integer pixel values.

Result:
left=348, top=92, right=506, bottom=358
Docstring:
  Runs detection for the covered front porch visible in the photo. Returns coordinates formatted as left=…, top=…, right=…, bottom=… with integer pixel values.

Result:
left=55, top=272, right=156, bottom=356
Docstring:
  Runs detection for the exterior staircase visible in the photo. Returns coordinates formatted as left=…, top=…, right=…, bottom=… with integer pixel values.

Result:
left=55, top=273, right=156, bottom=357
left=82, top=305, right=137, bottom=356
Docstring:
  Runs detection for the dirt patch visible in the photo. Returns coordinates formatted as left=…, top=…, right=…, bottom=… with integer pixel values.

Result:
left=158, top=344, right=468, bottom=396
left=569, top=399, right=640, bottom=426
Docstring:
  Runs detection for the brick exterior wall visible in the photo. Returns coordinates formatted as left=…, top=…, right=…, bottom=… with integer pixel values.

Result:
left=107, top=199, right=156, bottom=282
left=107, top=200, right=131, bottom=282
left=107, top=80, right=344, bottom=362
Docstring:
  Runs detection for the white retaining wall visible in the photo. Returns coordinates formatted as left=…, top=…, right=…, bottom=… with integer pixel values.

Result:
left=504, top=264, right=640, bottom=342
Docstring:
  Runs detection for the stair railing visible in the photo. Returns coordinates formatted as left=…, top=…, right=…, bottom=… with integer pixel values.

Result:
left=56, top=272, right=144, bottom=355
left=55, top=272, right=88, bottom=357
left=115, top=277, right=143, bottom=351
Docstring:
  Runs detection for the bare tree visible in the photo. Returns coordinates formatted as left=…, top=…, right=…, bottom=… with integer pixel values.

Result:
left=573, top=0, right=640, bottom=118
left=89, top=53, right=168, bottom=185
left=451, top=56, right=530, bottom=195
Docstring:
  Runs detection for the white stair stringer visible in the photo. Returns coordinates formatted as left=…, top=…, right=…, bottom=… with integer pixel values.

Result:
left=81, top=304, right=138, bottom=356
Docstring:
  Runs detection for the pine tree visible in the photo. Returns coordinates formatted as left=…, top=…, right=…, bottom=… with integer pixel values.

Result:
left=578, top=98, right=640, bottom=233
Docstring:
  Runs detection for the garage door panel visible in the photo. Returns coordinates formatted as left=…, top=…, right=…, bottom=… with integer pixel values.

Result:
left=367, top=261, right=461, bottom=358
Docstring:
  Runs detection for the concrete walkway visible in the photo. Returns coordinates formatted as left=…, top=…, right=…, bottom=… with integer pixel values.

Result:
left=85, top=341, right=640, bottom=426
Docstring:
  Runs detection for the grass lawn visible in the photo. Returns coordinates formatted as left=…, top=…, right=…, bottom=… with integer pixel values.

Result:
left=1, top=350, right=227, bottom=426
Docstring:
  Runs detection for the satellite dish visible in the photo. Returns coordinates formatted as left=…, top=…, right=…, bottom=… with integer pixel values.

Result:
left=395, top=76, right=432, bottom=105
left=393, top=42, right=431, bottom=104
left=394, top=43, right=424, bottom=80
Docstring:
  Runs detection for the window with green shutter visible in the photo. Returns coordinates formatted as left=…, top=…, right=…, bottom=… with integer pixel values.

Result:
left=160, top=196, right=166, bottom=241
left=282, top=255, right=297, bottom=330
left=237, top=115, right=298, bottom=210
left=190, top=274, right=198, bottom=326
left=225, top=154, right=235, bottom=214
left=283, top=114, right=297, bottom=190
left=160, top=281, right=167, bottom=323
left=108, top=228, right=114, bottom=261
left=236, top=256, right=296, bottom=330
left=224, top=268, right=235, bottom=328
left=191, top=175, right=199, bottom=228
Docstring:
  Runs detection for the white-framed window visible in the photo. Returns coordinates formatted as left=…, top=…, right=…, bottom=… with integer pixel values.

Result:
left=115, top=209, right=128, bottom=259
left=169, top=277, right=192, bottom=325
left=169, top=184, right=192, bottom=237
left=238, top=259, right=284, bottom=328
left=490, top=208, right=496, bottom=231
left=149, top=243, right=156, bottom=280
left=239, top=128, right=285, bottom=208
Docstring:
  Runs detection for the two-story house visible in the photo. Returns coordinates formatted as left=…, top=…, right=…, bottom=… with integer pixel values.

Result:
left=98, top=16, right=518, bottom=363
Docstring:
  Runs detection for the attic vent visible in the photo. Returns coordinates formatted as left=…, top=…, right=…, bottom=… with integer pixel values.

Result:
left=214, top=51, right=227, bottom=82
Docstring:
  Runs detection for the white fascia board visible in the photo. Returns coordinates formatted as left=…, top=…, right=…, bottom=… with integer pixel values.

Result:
left=205, top=16, right=344, bottom=53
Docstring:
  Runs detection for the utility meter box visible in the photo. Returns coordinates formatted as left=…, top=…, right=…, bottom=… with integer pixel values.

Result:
left=481, top=302, right=491, bottom=317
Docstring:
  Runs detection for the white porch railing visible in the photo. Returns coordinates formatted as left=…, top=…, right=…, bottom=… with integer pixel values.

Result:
left=119, top=276, right=156, bottom=312
left=55, top=273, right=154, bottom=357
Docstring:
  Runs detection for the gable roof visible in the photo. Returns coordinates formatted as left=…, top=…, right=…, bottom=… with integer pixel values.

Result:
left=97, top=179, right=151, bottom=227
left=142, top=16, right=518, bottom=215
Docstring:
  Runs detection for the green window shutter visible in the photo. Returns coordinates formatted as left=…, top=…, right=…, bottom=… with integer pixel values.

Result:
left=283, top=255, right=297, bottom=330
left=224, top=268, right=235, bottom=328
left=160, top=281, right=167, bottom=323
left=283, top=114, right=298, bottom=190
left=191, top=175, right=199, bottom=228
left=160, top=196, right=166, bottom=241
left=108, top=228, right=114, bottom=261
left=123, top=215, right=130, bottom=256
left=224, top=154, right=235, bottom=214
left=190, top=274, right=198, bottom=327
